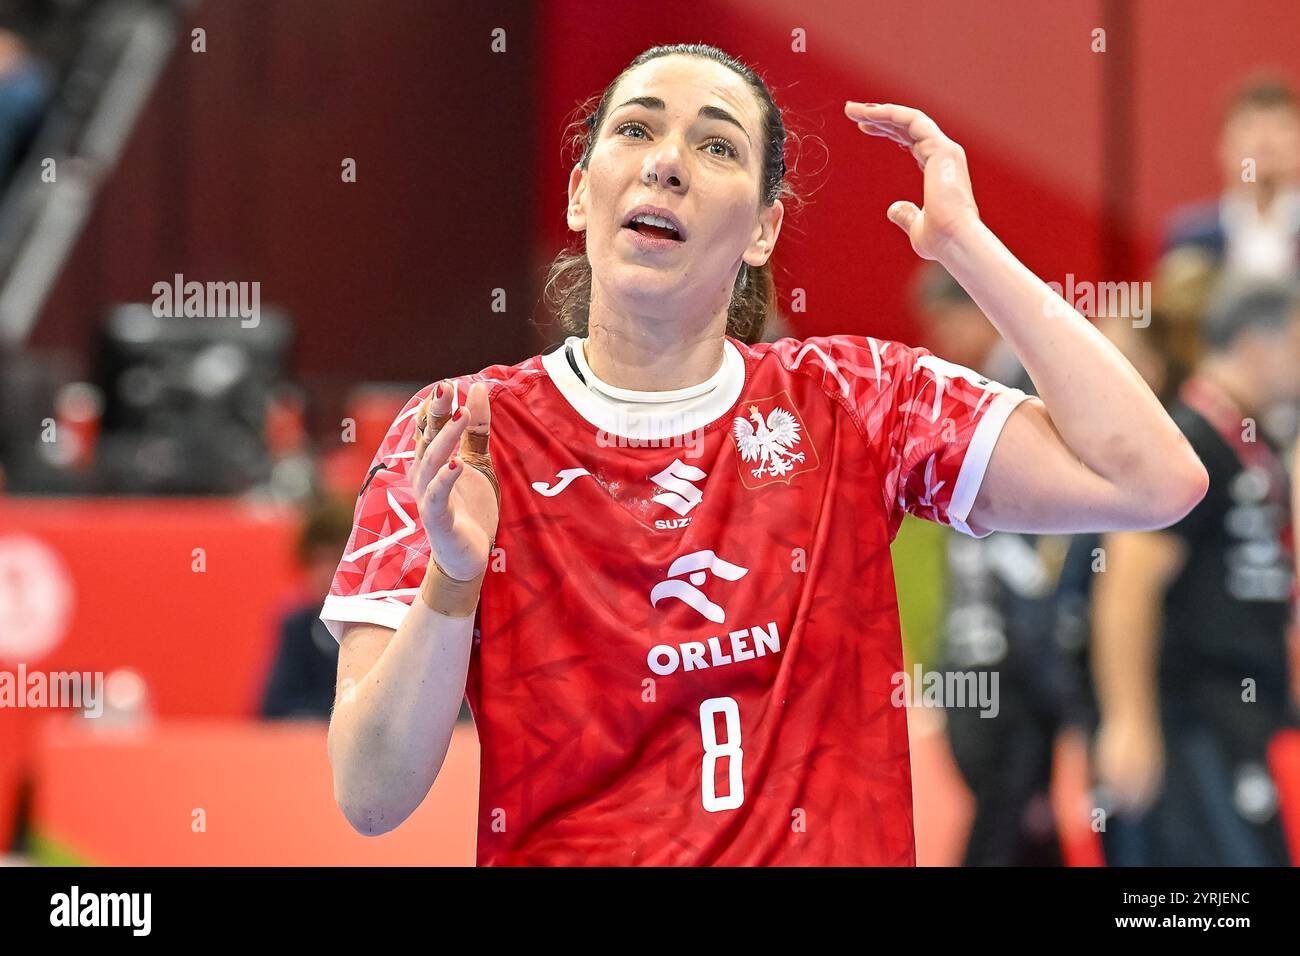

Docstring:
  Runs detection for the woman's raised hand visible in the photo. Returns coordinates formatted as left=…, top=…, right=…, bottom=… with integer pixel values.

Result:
left=844, top=101, right=981, bottom=261
left=409, top=379, right=500, bottom=583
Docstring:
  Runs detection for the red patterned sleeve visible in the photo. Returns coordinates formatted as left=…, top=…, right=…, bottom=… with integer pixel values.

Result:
left=319, top=385, right=434, bottom=642
left=809, top=335, right=1030, bottom=540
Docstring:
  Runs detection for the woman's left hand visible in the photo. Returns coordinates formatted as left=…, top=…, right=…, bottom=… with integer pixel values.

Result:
left=844, top=101, right=981, bottom=261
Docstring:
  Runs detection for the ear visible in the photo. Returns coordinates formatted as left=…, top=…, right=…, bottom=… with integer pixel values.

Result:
left=743, top=199, right=784, bottom=268
left=566, top=164, right=588, bottom=233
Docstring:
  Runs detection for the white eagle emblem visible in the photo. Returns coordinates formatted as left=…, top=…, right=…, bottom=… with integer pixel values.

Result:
left=732, top=403, right=806, bottom=479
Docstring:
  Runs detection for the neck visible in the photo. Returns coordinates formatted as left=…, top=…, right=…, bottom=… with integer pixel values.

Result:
left=583, top=291, right=730, bottom=392
left=1199, top=356, right=1264, bottom=418
left=1231, top=179, right=1282, bottom=216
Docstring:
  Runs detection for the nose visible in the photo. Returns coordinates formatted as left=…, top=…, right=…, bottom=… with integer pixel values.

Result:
left=641, top=137, right=687, bottom=190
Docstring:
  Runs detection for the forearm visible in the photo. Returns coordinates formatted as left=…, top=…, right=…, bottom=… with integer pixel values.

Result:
left=1090, top=539, right=1162, bottom=725
left=328, top=570, right=476, bottom=834
left=937, top=222, right=1196, bottom=499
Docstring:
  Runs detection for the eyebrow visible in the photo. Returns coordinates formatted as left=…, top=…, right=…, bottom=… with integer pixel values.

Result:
left=610, top=95, right=752, bottom=145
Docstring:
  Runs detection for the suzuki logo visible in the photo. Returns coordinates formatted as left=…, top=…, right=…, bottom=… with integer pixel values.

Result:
left=649, top=459, right=706, bottom=517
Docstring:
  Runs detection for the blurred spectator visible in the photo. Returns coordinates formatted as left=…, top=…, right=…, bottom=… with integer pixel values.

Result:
left=1091, top=275, right=1300, bottom=865
left=1050, top=301, right=1197, bottom=843
left=1164, top=75, right=1300, bottom=281
left=913, top=263, right=1077, bottom=866
left=260, top=496, right=354, bottom=720
left=1149, top=246, right=1218, bottom=368
left=0, top=25, right=51, bottom=191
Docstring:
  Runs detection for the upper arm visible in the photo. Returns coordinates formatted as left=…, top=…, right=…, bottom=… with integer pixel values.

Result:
left=334, top=621, right=397, bottom=703
left=967, top=398, right=1202, bottom=536
left=813, top=334, right=1030, bottom=539
left=966, top=398, right=1119, bottom=535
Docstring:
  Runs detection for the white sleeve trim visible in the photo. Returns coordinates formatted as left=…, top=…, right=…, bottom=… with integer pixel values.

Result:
left=947, top=387, right=1032, bottom=538
left=320, top=592, right=418, bottom=643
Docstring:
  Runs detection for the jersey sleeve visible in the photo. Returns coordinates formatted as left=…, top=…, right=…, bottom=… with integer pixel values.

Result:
left=319, top=385, right=434, bottom=642
left=829, top=335, right=1031, bottom=539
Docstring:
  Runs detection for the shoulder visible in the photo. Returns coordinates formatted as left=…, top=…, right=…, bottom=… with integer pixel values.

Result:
left=1164, top=198, right=1224, bottom=250
left=399, top=351, right=550, bottom=417
left=737, top=333, right=925, bottom=397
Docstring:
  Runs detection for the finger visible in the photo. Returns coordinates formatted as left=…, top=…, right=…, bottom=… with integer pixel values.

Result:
left=857, top=121, right=914, bottom=153
left=425, top=380, right=454, bottom=446
left=875, top=105, right=943, bottom=144
left=459, top=381, right=491, bottom=458
left=411, top=399, right=472, bottom=498
left=846, top=102, right=943, bottom=145
left=852, top=119, right=925, bottom=170
left=414, top=381, right=453, bottom=455
left=431, top=378, right=454, bottom=419
left=459, top=381, right=501, bottom=507
left=420, top=455, right=465, bottom=536
left=843, top=100, right=882, bottom=118
left=887, top=200, right=921, bottom=234
left=413, top=393, right=434, bottom=464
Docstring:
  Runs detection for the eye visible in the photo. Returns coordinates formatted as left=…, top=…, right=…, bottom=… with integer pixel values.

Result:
left=703, top=136, right=739, bottom=159
left=614, top=121, right=649, bottom=139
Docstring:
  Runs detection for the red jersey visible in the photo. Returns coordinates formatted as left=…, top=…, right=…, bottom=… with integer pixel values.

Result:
left=322, top=334, right=1029, bottom=865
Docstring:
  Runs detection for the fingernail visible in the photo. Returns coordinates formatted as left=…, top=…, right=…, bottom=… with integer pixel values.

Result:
left=449, top=457, right=458, bottom=470
left=452, top=407, right=462, bottom=421
left=435, top=383, right=443, bottom=398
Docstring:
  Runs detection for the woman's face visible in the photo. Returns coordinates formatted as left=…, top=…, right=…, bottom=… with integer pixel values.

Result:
left=567, top=55, right=784, bottom=324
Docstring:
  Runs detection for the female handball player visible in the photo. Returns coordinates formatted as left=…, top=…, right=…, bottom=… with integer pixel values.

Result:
left=322, top=44, right=1208, bottom=865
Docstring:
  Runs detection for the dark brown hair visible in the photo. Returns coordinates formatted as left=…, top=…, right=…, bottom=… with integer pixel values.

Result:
left=1224, top=73, right=1299, bottom=123
left=543, top=44, right=799, bottom=345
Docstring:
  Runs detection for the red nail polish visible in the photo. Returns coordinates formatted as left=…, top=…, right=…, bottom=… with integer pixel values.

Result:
left=452, top=408, right=462, bottom=421
left=449, top=457, right=458, bottom=470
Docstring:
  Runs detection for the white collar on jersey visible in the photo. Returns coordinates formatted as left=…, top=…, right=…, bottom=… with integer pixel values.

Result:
left=540, top=335, right=747, bottom=440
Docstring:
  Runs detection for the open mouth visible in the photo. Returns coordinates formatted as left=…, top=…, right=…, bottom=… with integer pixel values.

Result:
left=622, top=210, right=686, bottom=242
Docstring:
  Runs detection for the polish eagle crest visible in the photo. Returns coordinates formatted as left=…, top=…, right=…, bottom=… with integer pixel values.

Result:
left=732, top=403, right=806, bottom=479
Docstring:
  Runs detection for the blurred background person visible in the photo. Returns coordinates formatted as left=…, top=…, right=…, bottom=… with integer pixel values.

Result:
left=912, top=262, right=1078, bottom=866
left=260, top=496, right=355, bottom=720
left=0, top=21, right=51, bottom=191
left=1048, top=293, right=1200, bottom=859
left=1164, top=75, right=1300, bottom=282
left=1091, top=275, right=1300, bottom=866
